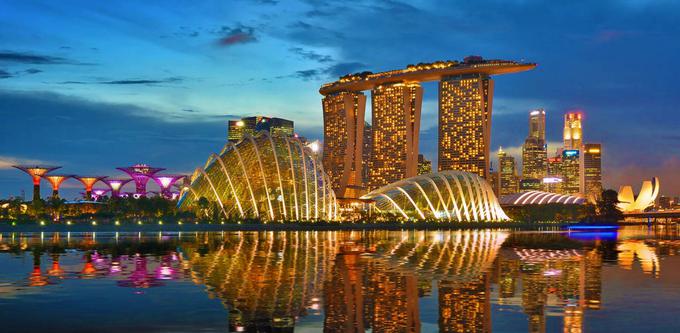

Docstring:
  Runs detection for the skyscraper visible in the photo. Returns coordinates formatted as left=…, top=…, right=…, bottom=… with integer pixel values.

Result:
left=563, top=112, right=583, bottom=150
left=561, top=149, right=581, bottom=195
left=256, top=117, right=294, bottom=137
left=581, top=143, right=602, bottom=200
left=522, top=109, right=547, bottom=180
left=362, top=121, right=373, bottom=187
left=322, top=91, right=367, bottom=198
left=227, top=116, right=294, bottom=143
left=417, top=154, right=432, bottom=175
left=498, top=147, right=519, bottom=195
left=368, top=82, right=422, bottom=190
left=227, top=120, right=245, bottom=143
left=438, top=73, right=494, bottom=179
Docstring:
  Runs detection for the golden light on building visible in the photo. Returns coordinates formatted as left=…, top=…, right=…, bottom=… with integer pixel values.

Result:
left=322, top=91, right=367, bottom=198
left=498, top=147, right=519, bottom=195
left=617, top=177, right=660, bottom=213
left=368, top=82, right=422, bottom=191
left=580, top=143, right=602, bottom=200
left=563, top=112, right=583, bottom=150
left=522, top=109, right=547, bottom=181
left=438, top=73, right=493, bottom=179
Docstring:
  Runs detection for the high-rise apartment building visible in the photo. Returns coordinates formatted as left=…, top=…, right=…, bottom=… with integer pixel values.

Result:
left=322, top=91, right=367, bottom=198
left=438, top=73, right=494, bottom=179
left=498, top=147, right=519, bottom=195
left=522, top=109, right=547, bottom=180
left=368, top=82, right=422, bottom=190
left=417, top=154, right=432, bottom=175
left=563, top=112, right=583, bottom=150
left=561, top=149, right=581, bottom=195
left=581, top=143, right=602, bottom=200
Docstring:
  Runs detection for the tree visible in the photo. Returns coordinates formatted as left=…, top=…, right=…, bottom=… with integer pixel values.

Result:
left=596, top=189, right=623, bottom=222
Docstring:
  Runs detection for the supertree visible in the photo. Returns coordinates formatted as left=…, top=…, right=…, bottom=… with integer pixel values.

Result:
left=102, top=178, right=133, bottom=198
left=116, top=164, right=165, bottom=196
left=42, top=174, right=73, bottom=198
left=152, top=175, right=186, bottom=199
left=13, top=165, right=61, bottom=202
left=74, top=176, right=107, bottom=200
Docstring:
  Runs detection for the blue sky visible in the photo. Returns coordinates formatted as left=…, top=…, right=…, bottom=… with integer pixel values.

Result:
left=1, top=0, right=679, bottom=198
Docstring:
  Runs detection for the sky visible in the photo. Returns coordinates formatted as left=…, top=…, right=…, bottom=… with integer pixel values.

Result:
left=1, top=0, right=679, bottom=199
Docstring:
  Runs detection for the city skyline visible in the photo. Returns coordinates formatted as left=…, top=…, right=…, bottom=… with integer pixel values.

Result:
left=1, top=1, right=679, bottom=198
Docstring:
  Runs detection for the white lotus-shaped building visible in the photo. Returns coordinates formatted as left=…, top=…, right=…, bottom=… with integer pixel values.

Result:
left=361, top=170, right=509, bottom=221
left=617, top=177, right=660, bottom=213
left=178, top=131, right=338, bottom=221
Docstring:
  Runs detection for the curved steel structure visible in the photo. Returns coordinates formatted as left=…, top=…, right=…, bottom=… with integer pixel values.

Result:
left=500, top=190, right=586, bottom=206
left=617, top=177, right=660, bottom=213
left=178, top=131, right=338, bottom=221
left=361, top=170, right=508, bottom=221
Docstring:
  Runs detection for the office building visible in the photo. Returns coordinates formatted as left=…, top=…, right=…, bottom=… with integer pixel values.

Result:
left=362, top=122, right=373, bottom=188
left=498, top=148, right=519, bottom=195
left=417, top=154, right=432, bottom=175
left=322, top=92, right=367, bottom=198
left=563, top=112, right=583, bottom=150
left=561, top=150, right=581, bottom=195
left=227, top=116, right=294, bottom=143
left=439, top=73, right=493, bottom=179
left=256, top=117, right=294, bottom=137
left=368, top=82, right=422, bottom=190
left=522, top=109, right=547, bottom=180
left=581, top=143, right=602, bottom=200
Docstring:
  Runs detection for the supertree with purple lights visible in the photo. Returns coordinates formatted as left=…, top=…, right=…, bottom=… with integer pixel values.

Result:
left=116, top=164, right=165, bottom=196
left=152, top=175, right=186, bottom=199
left=102, top=178, right=133, bottom=198
left=74, top=176, right=107, bottom=200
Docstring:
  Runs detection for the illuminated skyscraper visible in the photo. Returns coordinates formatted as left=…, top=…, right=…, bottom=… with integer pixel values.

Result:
left=322, top=91, right=367, bottom=198
left=561, top=150, right=581, bottom=195
left=581, top=143, right=602, bottom=200
left=417, top=154, right=432, bottom=175
left=438, top=73, right=493, bottom=179
left=563, top=112, right=583, bottom=150
left=12, top=165, right=61, bottom=202
left=227, top=119, right=245, bottom=142
left=368, top=82, right=422, bottom=190
left=498, top=148, right=519, bottom=195
left=522, top=109, right=547, bottom=180
left=362, top=121, right=372, bottom=187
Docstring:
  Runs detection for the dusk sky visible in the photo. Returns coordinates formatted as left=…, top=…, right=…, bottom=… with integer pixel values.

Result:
left=1, top=0, right=679, bottom=198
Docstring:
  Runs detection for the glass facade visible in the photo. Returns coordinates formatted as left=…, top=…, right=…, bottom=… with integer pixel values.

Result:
left=178, top=131, right=338, bottom=221
left=361, top=170, right=508, bottom=221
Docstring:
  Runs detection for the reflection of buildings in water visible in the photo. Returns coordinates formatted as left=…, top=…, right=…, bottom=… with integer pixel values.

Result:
left=617, top=240, right=660, bottom=277
left=324, top=253, right=365, bottom=333
left=372, top=269, right=421, bottom=333
left=493, top=247, right=603, bottom=333
left=439, top=274, right=491, bottom=333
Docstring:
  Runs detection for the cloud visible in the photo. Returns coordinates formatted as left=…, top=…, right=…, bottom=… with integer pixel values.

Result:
left=289, top=47, right=333, bottom=63
left=23, top=68, right=43, bottom=74
left=215, top=25, right=257, bottom=46
left=282, top=62, right=366, bottom=81
left=0, top=155, right=51, bottom=169
left=0, top=51, right=74, bottom=64
left=59, top=77, right=183, bottom=85
left=0, top=69, right=11, bottom=79
left=605, top=157, right=680, bottom=195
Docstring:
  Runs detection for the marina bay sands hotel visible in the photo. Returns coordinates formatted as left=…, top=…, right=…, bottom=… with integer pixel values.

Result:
left=321, top=56, right=535, bottom=199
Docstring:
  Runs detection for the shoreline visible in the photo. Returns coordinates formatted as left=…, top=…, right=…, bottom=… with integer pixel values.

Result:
left=0, top=221, right=653, bottom=233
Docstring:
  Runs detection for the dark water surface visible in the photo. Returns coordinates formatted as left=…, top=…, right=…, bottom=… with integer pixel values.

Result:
left=1, top=226, right=679, bottom=332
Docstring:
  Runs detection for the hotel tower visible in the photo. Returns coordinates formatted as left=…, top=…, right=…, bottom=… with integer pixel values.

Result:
left=320, top=57, right=535, bottom=198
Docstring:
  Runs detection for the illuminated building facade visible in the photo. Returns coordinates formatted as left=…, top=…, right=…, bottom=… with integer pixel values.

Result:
left=256, top=117, right=294, bottom=138
left=498, top=148, right=519, bottom=195
left=561, top=150, right=581, bottom=195
left=12, top=165, right=61, bottom=201
left=617, top=177, right=660, bottom=213
left=361, top=170, right=508, bottom=221
left=227, top=119, right=245, bottom=143
left=228, top=116, right=294, bottom=143
left=439, top=73, right=493, bottom=179
left=102, top=178, right=132, bottom=198
left=545, top=156, right=563, bottom=193
left=519, top=178, right=542, bottom=191
left=563, top=112, right=583, bottom=150
left=368, top=82, right=422, bottom=190
left=116, top=164, right=165, bottom=195
left=178, top=131, right=338, bottom=221
left=581, top=143, right=602, bottom=200
left=362, top=121, right=372, bottom=187
left=322, top=91, right=367, bottom=198
left=417, top=154, right=432, bottom=175
left=43, top=174, right=72, bottom=198
left=529, top=108, right=546, bottom=141
left=320, top=57, right=535, bottom=196
left=74, top=176, right=107, bottom=200
left=489, top=169, right=501, bottom=197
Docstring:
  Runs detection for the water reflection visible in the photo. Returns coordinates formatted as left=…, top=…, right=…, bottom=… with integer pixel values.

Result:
left=1, top=227, right=679, bottom=332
